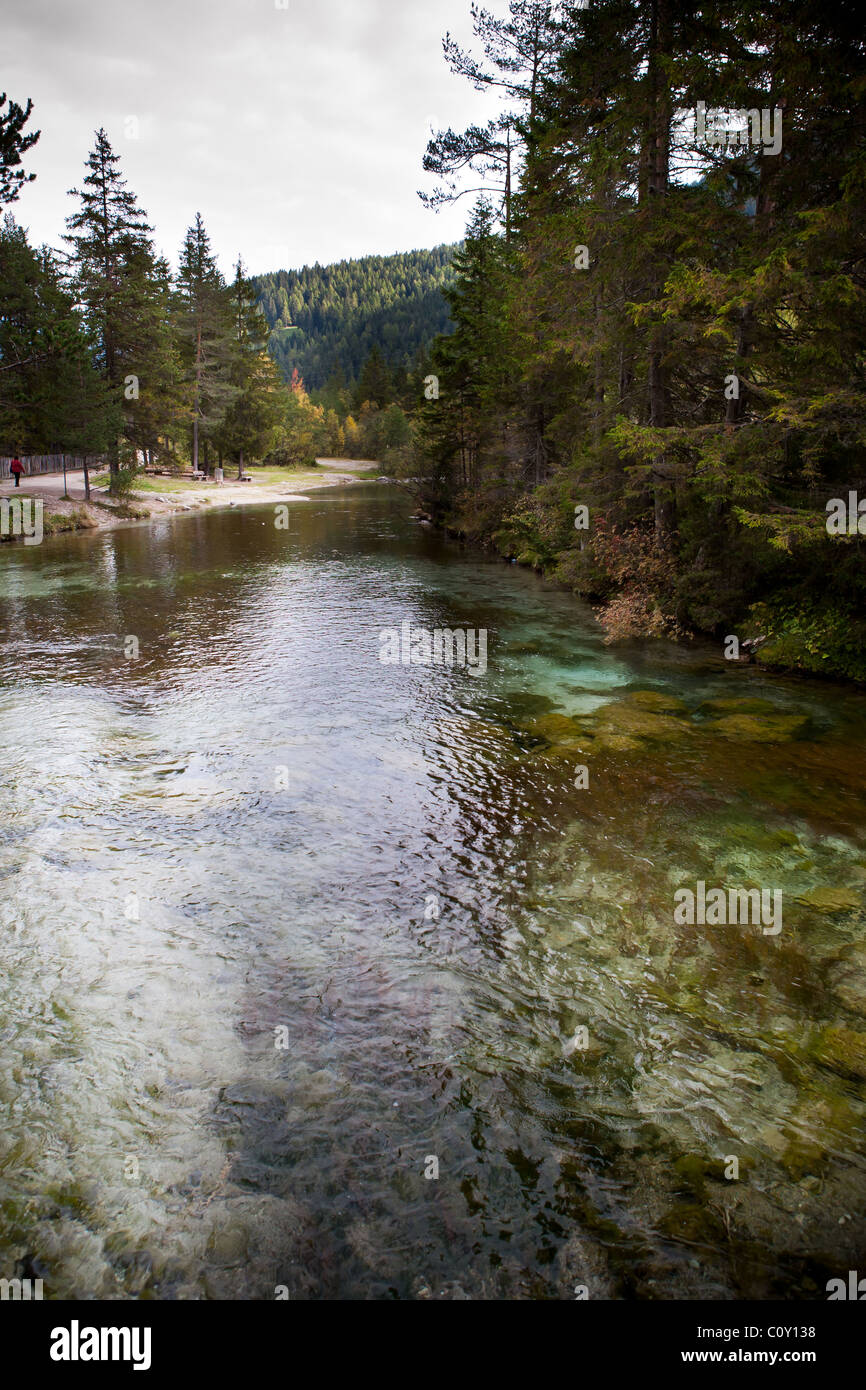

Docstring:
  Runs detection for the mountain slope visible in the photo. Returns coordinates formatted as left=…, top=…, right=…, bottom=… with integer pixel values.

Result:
left=253, top=245, right=457, bottom=391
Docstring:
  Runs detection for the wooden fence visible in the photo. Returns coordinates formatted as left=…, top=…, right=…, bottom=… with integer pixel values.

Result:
left=0, top=454, right=104, bottom=481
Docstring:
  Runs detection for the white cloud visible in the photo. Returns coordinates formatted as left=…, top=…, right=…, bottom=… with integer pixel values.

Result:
left=4, top=0, right=498, bottom=275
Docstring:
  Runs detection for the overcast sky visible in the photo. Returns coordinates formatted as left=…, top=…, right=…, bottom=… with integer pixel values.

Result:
left=4, top=0, right=498, bottom=277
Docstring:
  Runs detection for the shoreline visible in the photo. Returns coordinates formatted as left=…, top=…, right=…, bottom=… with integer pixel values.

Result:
left=0, top=459, right=384, bottom=543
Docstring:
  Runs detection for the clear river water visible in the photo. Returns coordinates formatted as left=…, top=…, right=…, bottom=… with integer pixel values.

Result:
left=0, top=483, right=864, bottom=1299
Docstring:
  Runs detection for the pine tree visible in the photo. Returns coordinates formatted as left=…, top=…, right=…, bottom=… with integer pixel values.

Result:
left=218, top=258, right=285, bottom=477
left=420, top=2, right=561, bottom=237
left=0, top=91, right=40, bottom=206
left=65, top=129, right=172, bottom=485
left=123, top=251, right=186, bottom=466
left=0, top=214, right=116, bottom=455
left=419, top=199, right=509, bottom=515
left=353, top=344, right=392, bottom=410
left=177, top=212, right=236, bottom=473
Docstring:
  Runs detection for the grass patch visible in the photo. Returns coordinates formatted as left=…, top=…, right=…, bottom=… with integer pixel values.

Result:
left=42, top=509, right=93, bottom=535
left=92, top=466, right=334, bottom=493
left=237, top=466, right=328, bottom=487
left=91, top=472, right=200, bottom=494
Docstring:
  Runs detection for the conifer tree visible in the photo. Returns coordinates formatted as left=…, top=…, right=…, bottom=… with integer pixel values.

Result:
left=0, top=214, right=116, bottom=455
left=218, top=258, right=284, bottom=477
left=0, top=91, right=40, bottom=206
left=177, top=213, right=236, bottom=473
left=353, top=344, right=392, bottom=410
left=420, top=2, right=561, bottom=236
left=65, top=129, right=174, bottom=484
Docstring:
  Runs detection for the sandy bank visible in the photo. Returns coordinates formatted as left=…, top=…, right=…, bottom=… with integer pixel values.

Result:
left=0, top=459, right=384, bottom=542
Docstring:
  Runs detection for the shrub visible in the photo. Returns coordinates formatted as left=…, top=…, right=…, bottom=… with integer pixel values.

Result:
left=586, top=521, right=685, bottom=642
left=749, top=597, right=866, bottom=683
left=108, top=464, right=140, bottom=500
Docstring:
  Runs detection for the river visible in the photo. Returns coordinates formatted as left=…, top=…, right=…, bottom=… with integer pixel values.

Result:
left=0, top=483, right=864, bottom=1299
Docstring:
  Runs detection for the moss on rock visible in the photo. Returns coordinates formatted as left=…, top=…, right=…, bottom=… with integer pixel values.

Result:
left=811, top=1026, right=866, bottom=1081
left=522, top=712, right=583, bottom=741
left=796, top=885, right=860, bottom=914
left=780, top=1092, right=861, bottom=1179
left=619, top=690, right=690, bottom=716
left=705, top=712, right=810, bottom=743
left=698, top=697, right=778, bottom=716
left=588, top=701, right=694, bottom=743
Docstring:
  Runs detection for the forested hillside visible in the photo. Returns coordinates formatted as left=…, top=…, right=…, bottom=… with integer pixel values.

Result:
left=413, top=0, right=866, bottom=682
left=252, top=247, right=456, bottom=390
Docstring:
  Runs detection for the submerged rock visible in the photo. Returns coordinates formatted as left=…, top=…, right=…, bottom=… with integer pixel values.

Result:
left=796, top=885, right=861, bottom=914
left=597, top=733, right=643, bottom=753
left=779, top=1092, right=861, bottom=1179
left=658, top=1201, right=726, bottom=1245
left=519, top=689, right=695, bottom=755
left=705, top=712, right=810, bottom=742
left=826, top=943, right=866, bottom=1014
left=620, top=690, right=690, bottom=716
left=697, top=697, right=778, bottom=716
left=518, top=711, right=597, bottom=764
left=555, top=1230, right=616, bottom=1298
left=498, top=691, right=558, bottom=722
left=535, top=737, right=595, bottom=762
left=524, top=712, right=582, bottom=741
left=587, top=700, right=694, bottom=743
left=811, top=1026, right=866, bottom=1081
left=722, top=822, right=801, bottom=852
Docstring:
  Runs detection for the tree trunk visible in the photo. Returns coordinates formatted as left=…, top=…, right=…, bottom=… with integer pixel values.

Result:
left=505, top=127, right=512, bottom=243
left=594, top=286, right=605, bottom=446
left=726, top=307, right=752, bottom=428
left=192, top=323, right=202, bottom=471
left=642, top=0, right=674, bottom=544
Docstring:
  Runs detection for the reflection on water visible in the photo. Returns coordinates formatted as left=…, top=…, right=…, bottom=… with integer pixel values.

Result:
left=0, top=486, right=864, bottom=1299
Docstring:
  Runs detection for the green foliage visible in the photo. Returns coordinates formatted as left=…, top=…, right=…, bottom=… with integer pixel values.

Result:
left=176, top=211, right=237, bottom=469
left=108, top=463, right=141, bottom=501
left=2, top=112, right=422, bottom=482
left=0, top=214, right=117, bottom=454
left=0, top=90, right=39, bottom=206
left=252, top=247, right=456, bottom=390
left=750, top=598, right=866, bottom=684
left=410, top=0, right=866, bottom=681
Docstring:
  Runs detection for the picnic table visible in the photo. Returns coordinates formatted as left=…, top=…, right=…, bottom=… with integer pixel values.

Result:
left=144, top=466, right=207, bottom=479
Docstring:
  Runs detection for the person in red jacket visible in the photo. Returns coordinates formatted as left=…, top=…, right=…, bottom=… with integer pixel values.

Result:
left=9, top=457, right=23, bottom=488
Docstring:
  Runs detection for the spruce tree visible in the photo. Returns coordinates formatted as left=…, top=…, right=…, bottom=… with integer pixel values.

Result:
left=353, top=345, right=392, bottom=410
left=177, top=212, right=236, bottom=473
left=0, top=214, right=116, bottom=455
left=65, top=129, right=172, bottom=484
left=218, top=258, right=284, bottom=477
